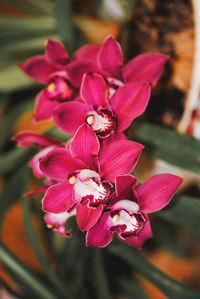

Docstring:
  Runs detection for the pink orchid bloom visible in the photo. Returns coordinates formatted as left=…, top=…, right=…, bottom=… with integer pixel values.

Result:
left=19, top=39, right=79, bottom=121
left=44, top=207, right=76, bottom=237
left=40, top=124, right=144, bottom=231
left=53, top=73, right=151, bottom=140
left=86, top=173, right=183, bottom=249
left=12, top=131, right=62, bottom=178
left=67, top=35, right=169, bottom=91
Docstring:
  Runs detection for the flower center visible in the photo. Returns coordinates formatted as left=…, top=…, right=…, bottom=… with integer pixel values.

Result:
left=110, top=209, right=146, bottom=238
left=46, top=77, right=74, bottom=101
left=86, top=108, right=116, bottom=138
left=71, top=169, right=110, bottom=207
left=47, top=82, right=56, bottom=93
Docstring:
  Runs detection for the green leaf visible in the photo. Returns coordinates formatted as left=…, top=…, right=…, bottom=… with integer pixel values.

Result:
left=46, top=126, right=71, bottom=142
left=0, top=66, right=35, bottom=92
left=93, top=248, right=112, bottom=299
left=54, top=0, right=74, bottom=55
left=0, top=242, right=58, bottom=299
left=116, top=277, right=148, bottom=299
left=157, top=195, right=200, bottom=243
left=22, top=197, right=75, bottom=299
left=133, top=121, right=200, bottom=174
left=3, top=0, right=52, bottom=15
left=109, top=243, right=200, bottom=299
left=0, top=148, right=36, bottom=176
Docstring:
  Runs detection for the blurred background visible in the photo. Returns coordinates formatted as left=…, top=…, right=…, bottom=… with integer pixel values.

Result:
left=0, top=1, right=200, bottom=298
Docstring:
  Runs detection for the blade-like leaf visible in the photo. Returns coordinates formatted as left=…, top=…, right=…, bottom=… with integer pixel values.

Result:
left=0, top=242, right=58, bottom=299
left=133, top=121, right=200, bottom=174
left=109, top=243, right=200, bottom=299
left=93, top=248, right=112, bottom=299
left=157, top=195, right=200, bottom=243
left=0, top=148, right=36, bottom=176
left=22, top=197, right=74, bottom=299
left=54, top=0, right=74, bottom=55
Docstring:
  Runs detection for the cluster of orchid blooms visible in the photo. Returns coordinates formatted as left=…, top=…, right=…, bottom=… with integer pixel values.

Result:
left=13, top=36, right=182, bottom=249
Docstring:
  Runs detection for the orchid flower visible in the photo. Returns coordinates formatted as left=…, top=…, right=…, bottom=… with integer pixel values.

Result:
left=53, top=73, right=150, bottom=140
left=44, top=207, right=76, bottom=237
left=67, top=35, right=169, bottom=91
left=20, top=40, right=78, bottom=121
left=86, top=174, right=182, bottom=249
left=12, top=131, right=62, bottom=178
left=40, top=124, right=144, bottom=231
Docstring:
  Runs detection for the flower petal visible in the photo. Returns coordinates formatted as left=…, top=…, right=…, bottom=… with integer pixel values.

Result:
left=34, top=90, right=58, bottom=122
left=66, top=59, right=100, bottom=87
left=40, top=148, right=87, bottom=181
left=42, top=181, right=74, bottom=213
left=123, top=53, right=170, bottom=87
left=136, top=174, right=183, bottom=213
left=119, top=217, right=152, bottom=250
left=110, top=82, right=151, bottom=131
left=100, top=140, right=144, bottom=182
left=74, top=43, right=101, bottom=60
left=12, top=131, right=60, bottom=149
left=80, top=73, right=108, bottom=106
left=45, top=39, right=68, bottom=65
left=70, top=124, right=100, bottom=170
left=97, top=35, right=123, bottom=78
left=24, top=186, right=48, bottom=198
left=76, top=203, right=103, bottom=231
left=86, top=212, right=113, bottom=247
left=19, top=56, right=56, bottom=83
left=53, top=101, right=86, bottom=135
left=29, top=145, right=59, bottom=177
left=115, top=175, right=138, bottom=198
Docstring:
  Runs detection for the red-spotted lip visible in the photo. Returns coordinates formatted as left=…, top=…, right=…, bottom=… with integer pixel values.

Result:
left=86, top=107, right=117, bottom=138
left=110, top=211, right=146, bottom=238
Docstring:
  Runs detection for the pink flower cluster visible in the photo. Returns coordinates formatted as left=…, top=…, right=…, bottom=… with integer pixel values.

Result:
left=14, top=36, right=182, bottom=249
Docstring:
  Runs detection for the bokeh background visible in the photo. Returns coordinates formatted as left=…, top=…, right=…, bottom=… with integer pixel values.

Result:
left=1, top=1, right=200, bottom=298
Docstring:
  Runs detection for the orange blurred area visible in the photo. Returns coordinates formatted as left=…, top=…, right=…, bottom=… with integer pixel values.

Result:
left=139, top=248, right=200, bottom=299
left=14, top=108, right=54, bottom=134
left=0, top=202, right=49, bottom=288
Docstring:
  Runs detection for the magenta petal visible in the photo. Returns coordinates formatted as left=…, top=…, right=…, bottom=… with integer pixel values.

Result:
left=97, top=35, right=123, bottom=78
left=42, top=182, right=74, bottom=213
left=119, top=218, right=152, bottom=250
left=86, top=212, right=113, bottom=247
left=34, top=90, right=58, bottom=122
left=123, top=53, right=170, bottom=87
left=40, top=148, right=87, bottom=181
left=70, top=124, right=100, bottom=170
left=53, top=101, right=86, bottom=135
left=76, top=203, right=103, bottom=231
left=19, top=56, right=56, bottom=83
left=80, top=73, right=108, bottom=106
left=100, top=140, right=144, bottom=182
left=111, top=82, right=151, bottom=131
left=136, top=174, right=183, bottom=213
left=12, top=131, right=60, bottom=149
left=24, top=186, right=48, bottom=198
left=66, top=59, right=101, bottom=87
left=115, top=175, right=138, bottom=198
left=74, top=43, right=101, bottom=60
left=45, top=39, right=68, bottom=65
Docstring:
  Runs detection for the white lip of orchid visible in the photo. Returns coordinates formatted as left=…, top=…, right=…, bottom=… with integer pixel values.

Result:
left=111, top=210, right=142, bottom=234
left=112, top=200, right=139, bottom=213
left=86, top=110, right=114, bottom=134
left=73, top=169, right=109, bottom=206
